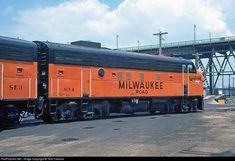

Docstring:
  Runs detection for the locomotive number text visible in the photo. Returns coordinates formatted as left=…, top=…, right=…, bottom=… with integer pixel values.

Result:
left=9, top=85, right=23, bottom=90
left=63, top=87, right=75, bottom=92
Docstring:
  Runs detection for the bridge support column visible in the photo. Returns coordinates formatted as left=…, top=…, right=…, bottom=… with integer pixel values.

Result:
left=209, top=48, right=215, bottom=95
left=195, top=53, right=199, bottom=69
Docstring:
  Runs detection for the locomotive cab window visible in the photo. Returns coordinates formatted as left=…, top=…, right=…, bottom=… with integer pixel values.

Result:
left=182, top=64, right=187, bottom=72
left=188, top=64, right=196, bottom=73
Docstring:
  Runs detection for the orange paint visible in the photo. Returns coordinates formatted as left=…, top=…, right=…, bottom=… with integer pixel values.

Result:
left=0, top=59, right=37, bottom=100
left=48, top=64, right=204, bottom=99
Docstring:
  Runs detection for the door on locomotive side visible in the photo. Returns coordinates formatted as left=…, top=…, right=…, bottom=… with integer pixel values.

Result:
left=0, top=64, right=2, bottom=100
left=81, top=68, right=91, bottom=97
left=182, top=64, right=190, bottom=97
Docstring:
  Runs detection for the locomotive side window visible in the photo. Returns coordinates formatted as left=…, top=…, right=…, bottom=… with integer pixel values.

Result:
left=139, top=73, right=144, bottom=81
left=126, top=72, right=131, bottom=80
left=117, top=72, right=122, bottom=80
left=98, top=68, right=105, bottom=78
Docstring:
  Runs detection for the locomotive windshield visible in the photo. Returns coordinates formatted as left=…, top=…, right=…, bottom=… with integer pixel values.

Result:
left=188, top=64, right=196, bottom=73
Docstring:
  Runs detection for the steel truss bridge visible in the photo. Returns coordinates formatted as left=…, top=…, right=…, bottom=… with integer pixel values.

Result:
left=120, top=36, right=235, bottom=95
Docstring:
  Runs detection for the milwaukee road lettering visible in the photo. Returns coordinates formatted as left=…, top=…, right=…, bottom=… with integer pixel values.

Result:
left=119, top=81, right=163, bottom=94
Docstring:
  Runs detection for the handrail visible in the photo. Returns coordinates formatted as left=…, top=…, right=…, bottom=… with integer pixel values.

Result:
left=120, top=36, right=235, bottom=51
left=1, top=64, right=4, bottom=99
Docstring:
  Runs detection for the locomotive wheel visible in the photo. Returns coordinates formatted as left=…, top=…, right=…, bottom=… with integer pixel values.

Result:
left=100, top=101, right=111, bottom=118
left=75, top=109, right=84, bottom=120
left=0, top=120, right=5, bottom=130
left=175, top=104, right=182, bottom=113
left=168, top=102, right=176, bottom=114
left=93, top=108, right=101, bottom=119
left=181, top=104, right=191, bottom=113
left=192, top=99, right=204, bottom=112
left=51, top=110, right=62, bottom=122
left=182, top=100, right=192, bottom=113
left=192, top=100, right=199, bottom=112
left=150, top=109, right=156, bottom=115
left=149, top=104, right=156, bottom=115
left=175, top=104, right=191, bottom=113
left=158, top=104, right=169, bottom=114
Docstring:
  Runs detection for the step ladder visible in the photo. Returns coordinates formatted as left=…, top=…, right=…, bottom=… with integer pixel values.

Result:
left=81, top=97, right=94, bottom=119
left=49, top=99, right=58, bottom=114
left=81, top=99, right=88, bottom=112
left=28, top=100, right=36, bottom=114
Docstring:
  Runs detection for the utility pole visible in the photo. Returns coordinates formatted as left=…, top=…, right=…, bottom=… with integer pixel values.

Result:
left=233, top=77, right=235, bottom=96
left=233, top=78, right=235, bottom=89
left=222, top=71, right=224, bottom=92
left=229, top=74, right=231, bottom=97
left=116, top=34, right=119, bottom=49
left=137, top=40, right=140, bottom=52
left=193, top=24, right=200, bottom=69
left=209, top=32, right=211, bottom=43
left=194, top=24, right=196, bottom=43
left=153, top=30, right=168, bottom=55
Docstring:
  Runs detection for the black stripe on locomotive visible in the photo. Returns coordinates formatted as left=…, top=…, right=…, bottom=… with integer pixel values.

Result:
left=35, top=41, right=196, bottom=73
left=0, top=36, right=37, bottom=61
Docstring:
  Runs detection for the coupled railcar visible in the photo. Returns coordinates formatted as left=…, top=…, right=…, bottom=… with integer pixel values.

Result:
left=0, top=36, right=37, bottom=128
left=0, top=36, right=204, bottom=127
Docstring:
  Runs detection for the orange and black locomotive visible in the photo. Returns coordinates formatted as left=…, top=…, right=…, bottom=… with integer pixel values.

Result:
left=0, top=36, right=204, bottom=128
left=0, top=36, right=37, bottom=128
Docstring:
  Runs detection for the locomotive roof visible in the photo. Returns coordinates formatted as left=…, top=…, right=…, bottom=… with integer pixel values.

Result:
left=35, top=41, right=196, bottom=73
left=0, top=36, right=37, bottom=61
left=43, top=41, right=192, bottom=65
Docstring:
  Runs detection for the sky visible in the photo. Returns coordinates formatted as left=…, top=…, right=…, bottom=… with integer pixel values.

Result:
left=0, top=0, right=235, bottom=49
